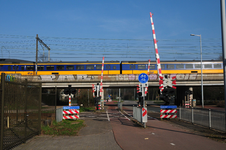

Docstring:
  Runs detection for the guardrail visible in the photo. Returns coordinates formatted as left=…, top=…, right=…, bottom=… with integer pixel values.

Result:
left=178, top=107, right=225, bottom=132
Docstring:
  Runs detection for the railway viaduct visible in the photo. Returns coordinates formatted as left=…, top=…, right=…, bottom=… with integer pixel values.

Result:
left=5, top=73, right=224, bottom=106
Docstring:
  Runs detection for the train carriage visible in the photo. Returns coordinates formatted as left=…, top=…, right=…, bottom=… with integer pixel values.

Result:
left=121, top=61, right=223, bottom=74
left=0, top=59, right=223, bottom=76
left=0, top=59, right=120, bottom=75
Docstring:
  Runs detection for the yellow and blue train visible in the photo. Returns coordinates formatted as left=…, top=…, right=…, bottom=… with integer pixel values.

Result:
left=0, top=59, right=223, bottom=75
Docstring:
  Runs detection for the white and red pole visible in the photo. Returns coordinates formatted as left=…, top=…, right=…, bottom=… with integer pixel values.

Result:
left=150, top=12, right=163, bottom=94
left=147, top=59, right=151, bottom=75
left=100, top=57, right=104, bottom=109
left=100, top=57, right=104, bottom=97
left=92, top=84, right=95, bottom=97
left=69, top=96, right=71, bottom=106
left=145, top=59, right=151, bottom=96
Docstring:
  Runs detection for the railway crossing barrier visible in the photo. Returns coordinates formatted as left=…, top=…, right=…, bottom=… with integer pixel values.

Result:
left=63, top=106, right=80, bottom=120
left=160, top=105, right=177, bottom=119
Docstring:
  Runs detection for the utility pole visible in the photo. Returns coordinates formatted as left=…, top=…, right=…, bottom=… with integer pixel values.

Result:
left=35, top=34, right=51, bottom=75
left=220, top=0, right=226, bottom=132
left=36, top=34, right=38, bottom=75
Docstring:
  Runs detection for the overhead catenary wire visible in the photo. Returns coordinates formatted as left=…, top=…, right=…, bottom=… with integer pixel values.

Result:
left=0, top=34, right=222, bottom=62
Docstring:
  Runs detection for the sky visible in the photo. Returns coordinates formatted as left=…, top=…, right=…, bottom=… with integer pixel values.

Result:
left=0, top=0, right=224, bottom=62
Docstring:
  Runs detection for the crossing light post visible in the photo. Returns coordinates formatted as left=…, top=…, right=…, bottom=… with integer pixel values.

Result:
left=93, top=83, right=101, bottom=110
left=190, top=34, right=204, bottom=108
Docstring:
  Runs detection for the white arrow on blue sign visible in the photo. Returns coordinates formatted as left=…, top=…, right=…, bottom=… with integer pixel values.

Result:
left=138, top=73, right=149, bottom=83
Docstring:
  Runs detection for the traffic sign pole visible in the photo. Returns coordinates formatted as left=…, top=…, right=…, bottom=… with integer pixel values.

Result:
left=138, top=73, right=149, bottom=127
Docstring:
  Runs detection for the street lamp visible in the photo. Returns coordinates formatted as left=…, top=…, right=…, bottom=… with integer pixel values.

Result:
left=190, top=34, right=204, bottom=108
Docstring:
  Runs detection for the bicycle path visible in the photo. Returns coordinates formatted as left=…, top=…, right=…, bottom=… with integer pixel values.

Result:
left=109, top=106, right=226, bottom=150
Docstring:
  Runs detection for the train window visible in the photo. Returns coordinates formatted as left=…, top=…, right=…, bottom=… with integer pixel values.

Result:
left=106, top=65, right=111, bottom=69
left=129, top=65, right=135, bottom=69
left=47, top=66, right=54, bottom=70
left=161, top=64, right=165, bottom=69
left=204, top=64, right=212, bottom=68
left=150, top=65, right=155, bottom=69
left=138, top=65, right=146, bottom=69
left=8, top=66, right=11, bottom=70
left=38, top=66, right=44, bottom=70
left=12, top=66, right=19, bottom=70
left=96, top=65, right=102, bottom=70
left=214, top=64, right=222, bottom=68
left=195, top=64, right=201, bottom=68
left=76, top=65, right=84, bottom=70
left=113, top=66, right=117, bottom=70
left=185, top=64, right=193, bottom=69
left=21, top=66, right=25, bottom=70
left=167, top=64, right=175, bottom=69
left=27, top=66, right=34, bottom=70
left=86, top=65, right=94, bottom=70
left=176, top=64, right=184, bottom=69
left=56, top=65, right=65, bottom=70
left=66, top=65, right=74, bottom=70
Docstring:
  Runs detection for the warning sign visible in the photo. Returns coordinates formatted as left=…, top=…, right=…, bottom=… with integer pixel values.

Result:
left=142, top=107, right=147, bottom=122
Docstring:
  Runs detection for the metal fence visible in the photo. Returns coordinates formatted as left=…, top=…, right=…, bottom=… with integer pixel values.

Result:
left=179, top=107, right=225, bottom=132
left=0, top=73, right=42, bottom=150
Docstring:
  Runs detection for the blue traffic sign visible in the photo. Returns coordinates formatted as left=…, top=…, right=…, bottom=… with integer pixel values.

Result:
left=63, top=106, right=80, bottom=110
left=138, top=73, right=149, bottom=83
left=160, top=105, right=177, bottom=109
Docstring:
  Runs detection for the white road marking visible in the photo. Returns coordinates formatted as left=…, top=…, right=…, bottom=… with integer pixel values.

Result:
left=170, top=143, right=175, bottom=146
left=119, top=111, right=130, bottom=121
left=123, top=110, right=132, bottom=117
left=106, top=110, right=110, bottom=121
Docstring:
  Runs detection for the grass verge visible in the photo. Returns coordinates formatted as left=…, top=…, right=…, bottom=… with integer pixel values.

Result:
left=79, top=106, right=95, bottom=112
left=41, top=119, right=85, bottom=136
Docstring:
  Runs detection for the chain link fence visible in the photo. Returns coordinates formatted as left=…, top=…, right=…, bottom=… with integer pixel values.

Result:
left=0, top=73, right=41, bottom=150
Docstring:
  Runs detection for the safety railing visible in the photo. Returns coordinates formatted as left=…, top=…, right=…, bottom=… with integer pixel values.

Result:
left=178, top=107, right=225, bottom=132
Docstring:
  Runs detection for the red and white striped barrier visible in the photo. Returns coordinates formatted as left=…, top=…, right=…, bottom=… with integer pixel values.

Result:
left=150, top=13, right=163, bottom=93
left=63, top=106, right=79, bottom=120
left=160, top=105, right=177, bottom=119
left=63, top=115, right=79, bottom=119
left=160, top=114, right=177, bottom=119
left=160, top=109, right=177, bottom=114
left=63, top=109, right=79, bottom=114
